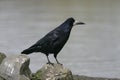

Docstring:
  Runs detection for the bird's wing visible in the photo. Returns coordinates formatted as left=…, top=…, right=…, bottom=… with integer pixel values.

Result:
left=29, top=30, right=59, bottom=49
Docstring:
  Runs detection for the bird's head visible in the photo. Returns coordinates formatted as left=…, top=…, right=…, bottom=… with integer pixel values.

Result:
left=66, top=17, right=85, bottom=26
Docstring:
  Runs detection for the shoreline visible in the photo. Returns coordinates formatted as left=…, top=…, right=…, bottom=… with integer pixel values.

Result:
left=73, top=75, right=120, bottom=80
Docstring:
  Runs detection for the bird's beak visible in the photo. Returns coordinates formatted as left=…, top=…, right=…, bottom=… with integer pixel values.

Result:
left=74, top=21, right=85, bottom=26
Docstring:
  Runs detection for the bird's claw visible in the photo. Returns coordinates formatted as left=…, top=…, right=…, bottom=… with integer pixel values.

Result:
left=46, top=62, right=54, bottom=65
left=57, top=63, right=63, bottom=65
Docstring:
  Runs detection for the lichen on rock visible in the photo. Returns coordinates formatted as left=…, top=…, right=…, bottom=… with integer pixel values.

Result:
left=32, top=63, right=73, bottom=80
left=0, top=52, right=6, bottom=64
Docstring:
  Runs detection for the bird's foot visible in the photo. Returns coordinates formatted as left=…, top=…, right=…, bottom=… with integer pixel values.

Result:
left=57, top=62, right=63, bottom=65
left=46, top=62, right=54, bottom=65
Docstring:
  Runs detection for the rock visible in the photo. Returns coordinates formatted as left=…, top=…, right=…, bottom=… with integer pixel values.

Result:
left=0, top=54, right=31, bottom=80
left=20, top=75, right=30, bottom=80
left=32, top=63, right=73, bottom=80
left=0, top=52, right=6, bottom=64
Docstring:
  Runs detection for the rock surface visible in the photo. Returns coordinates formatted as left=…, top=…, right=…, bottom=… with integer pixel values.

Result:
left=32, top=63, right=73, bottom=80
left=0, top=53, right=120, bottom=80
left=0, top=54, right=31, bottom=80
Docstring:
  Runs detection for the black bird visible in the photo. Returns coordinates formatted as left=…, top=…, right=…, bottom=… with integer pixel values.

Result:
left=21, top=17, right=85, bottom=64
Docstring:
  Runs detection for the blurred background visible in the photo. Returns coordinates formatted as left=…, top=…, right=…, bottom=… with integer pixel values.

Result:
left=0, top=0, right=120, bottom=78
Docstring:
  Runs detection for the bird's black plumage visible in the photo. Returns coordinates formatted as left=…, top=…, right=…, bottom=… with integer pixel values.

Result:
left=21, top=17, right=85, bottom=64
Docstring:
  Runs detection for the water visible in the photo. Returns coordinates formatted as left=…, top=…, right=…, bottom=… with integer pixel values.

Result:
left=0, top=0, right=120, bottom=78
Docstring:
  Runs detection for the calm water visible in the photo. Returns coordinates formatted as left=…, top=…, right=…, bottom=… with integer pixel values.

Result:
left=0, top=0, right=120, bottom=78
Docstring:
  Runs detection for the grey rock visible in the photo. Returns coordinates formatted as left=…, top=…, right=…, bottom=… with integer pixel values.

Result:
left=20, top=75, right=30, bottom=80
left=0, top=52, right=6, bottom=64
left=0, top=76, right=5, bottom=80
left=33, top=63, right=73, bottom=80
left=0, top=54, right=31, bottom=80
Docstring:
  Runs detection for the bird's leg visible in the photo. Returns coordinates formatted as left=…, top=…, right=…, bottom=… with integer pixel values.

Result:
left=46, top=54, right=53, bottom=65
left=54, top=54, right=62, bottom=65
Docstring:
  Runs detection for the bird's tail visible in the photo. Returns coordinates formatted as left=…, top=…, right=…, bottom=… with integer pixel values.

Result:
left=21, top=48, right=34, bottom=54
